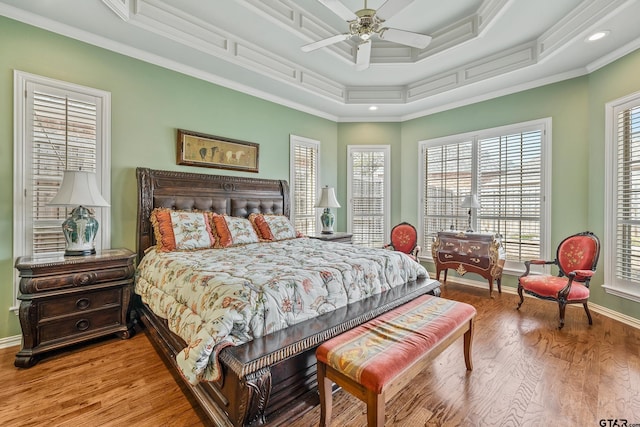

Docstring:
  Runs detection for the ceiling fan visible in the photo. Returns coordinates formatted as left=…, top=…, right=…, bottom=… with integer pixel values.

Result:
left=301, top=0, right=432, bottom=70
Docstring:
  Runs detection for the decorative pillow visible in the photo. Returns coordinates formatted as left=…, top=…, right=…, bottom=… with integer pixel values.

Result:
left=249, top=213, right=298, bottom=241
left=211, top=214, right=260, bottom=248
left=150, top=208, right=215, bottom=252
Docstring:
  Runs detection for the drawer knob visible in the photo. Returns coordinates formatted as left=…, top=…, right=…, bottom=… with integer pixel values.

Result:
left=73, top=272, right=97, bottom=286
left=76, top=298, right=90, bottom=310
left=75, top=319, right=90, bottom=331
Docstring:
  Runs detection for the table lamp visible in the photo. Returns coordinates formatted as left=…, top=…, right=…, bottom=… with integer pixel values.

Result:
left=461, top=194, right=480, bottom=232
left=48, top=170, right=110, bottom=256
left=315, top=186, right=341, bottom=234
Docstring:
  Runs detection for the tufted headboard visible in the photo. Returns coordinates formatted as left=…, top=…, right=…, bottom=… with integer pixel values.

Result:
left=136, top=167, right=290, bottom=262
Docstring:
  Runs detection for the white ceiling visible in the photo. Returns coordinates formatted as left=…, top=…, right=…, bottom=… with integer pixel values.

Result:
left=2, top=0, right=640, bottom=122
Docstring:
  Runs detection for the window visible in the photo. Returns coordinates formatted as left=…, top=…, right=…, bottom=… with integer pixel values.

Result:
left=13, top=71, right=111, bottom=308
left=347, top=146, right=390, bottom=248
left=420, top=119, right=551, bottom=272
left=604, top=91, right=640, bottom=302
left=290, top=135, right=319, bottom=235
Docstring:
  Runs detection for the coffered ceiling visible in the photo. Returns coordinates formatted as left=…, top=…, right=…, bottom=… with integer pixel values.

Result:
left=2, top=0, right=640, bottom=121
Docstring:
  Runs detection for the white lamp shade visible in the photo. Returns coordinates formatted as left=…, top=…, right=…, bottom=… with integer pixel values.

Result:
left=315, top=186, right=341, bottom=208
left=49, top=170, right=110, bottom=207
left=461, top=194, right=480, bottom=209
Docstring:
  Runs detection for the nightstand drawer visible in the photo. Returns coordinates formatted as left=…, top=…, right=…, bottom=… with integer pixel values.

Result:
left=39, top=288, right=122, bottom=319
left=39, top=307, right=122, bottom=344
left=26, top=265, right=134, bottom=292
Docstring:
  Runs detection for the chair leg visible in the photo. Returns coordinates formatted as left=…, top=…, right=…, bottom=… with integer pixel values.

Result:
left=558, top=301, right=566, bottom=329
left=517, top=284, right=524, bottom=309
left=583, top=302, right=593, bottom=325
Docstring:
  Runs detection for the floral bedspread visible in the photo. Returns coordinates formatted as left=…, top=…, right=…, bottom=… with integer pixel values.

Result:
left=135, top=237, right=428, bottom=385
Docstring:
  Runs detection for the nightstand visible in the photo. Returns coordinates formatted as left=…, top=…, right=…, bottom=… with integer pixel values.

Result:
left=14, top=248, right=137, bottom=368
left=308, top=232, right=353, bottom=244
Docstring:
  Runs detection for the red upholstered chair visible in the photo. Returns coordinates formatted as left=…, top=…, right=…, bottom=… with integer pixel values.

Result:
left=383, top=222, right=420, bottom=261
left=517, top=231, right=600, bottom=329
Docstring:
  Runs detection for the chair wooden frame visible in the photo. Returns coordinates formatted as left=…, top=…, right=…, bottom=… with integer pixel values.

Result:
left=517, top=231, right=600, bottom=329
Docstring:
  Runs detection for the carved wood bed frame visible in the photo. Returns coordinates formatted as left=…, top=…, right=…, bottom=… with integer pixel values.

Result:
left=135, top=167, right=441, bottom=426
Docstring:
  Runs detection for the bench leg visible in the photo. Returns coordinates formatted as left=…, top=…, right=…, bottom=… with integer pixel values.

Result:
left=366, top=389, right=385, bottom=427
left=318, top=362, right=333, bottom=427
left=463, top=318, right=474, bottom=371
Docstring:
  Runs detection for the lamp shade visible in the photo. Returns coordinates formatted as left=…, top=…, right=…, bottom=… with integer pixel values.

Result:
left=461, top=194, right=480, bottom=209
left=315, top=186, right=341, bottom=209
left=49, top=170, right=110, bottom=207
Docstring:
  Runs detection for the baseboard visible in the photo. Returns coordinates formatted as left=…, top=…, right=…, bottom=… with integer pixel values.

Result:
left=443, top=277, right=640, bottom=330
left=0, top=335, right=21, bottom=349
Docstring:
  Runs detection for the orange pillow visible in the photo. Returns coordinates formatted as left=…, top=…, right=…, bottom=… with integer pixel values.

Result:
left=249, top=214, right=298, bottom=241
left=150, top=208, right=215, bottom=251
left=211, top=214, right=260, bottom=248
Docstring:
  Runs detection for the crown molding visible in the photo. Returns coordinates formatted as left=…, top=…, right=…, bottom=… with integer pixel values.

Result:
left=102, top=0, right=130, bottom=21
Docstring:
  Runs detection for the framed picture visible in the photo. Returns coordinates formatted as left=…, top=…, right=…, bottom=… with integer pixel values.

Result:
left=177, top=129, right=259, bottom=173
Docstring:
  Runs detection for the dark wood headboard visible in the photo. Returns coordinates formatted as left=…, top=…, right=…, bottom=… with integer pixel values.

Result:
left=136, top=167, right=290, bottom=262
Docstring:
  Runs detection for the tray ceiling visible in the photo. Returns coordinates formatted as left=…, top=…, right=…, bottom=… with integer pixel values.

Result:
left=2, top=0, right=640, bottom=121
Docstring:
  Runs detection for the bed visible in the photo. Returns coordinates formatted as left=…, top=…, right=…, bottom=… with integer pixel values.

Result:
left=134, top=167, right=441, bottom=426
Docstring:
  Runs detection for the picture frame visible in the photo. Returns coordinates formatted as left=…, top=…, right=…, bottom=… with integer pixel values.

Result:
left=176, top=129, right=259, bottom=173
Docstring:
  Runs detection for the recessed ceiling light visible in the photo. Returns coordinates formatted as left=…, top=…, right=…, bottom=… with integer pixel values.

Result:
left=586, top=30, right=610, bottom=42
left=369, top=105, right=378, bottom=111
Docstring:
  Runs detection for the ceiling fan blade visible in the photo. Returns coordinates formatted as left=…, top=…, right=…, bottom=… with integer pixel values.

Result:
left=379, top=27, right=432, bottom=49
left=301, top=33, right=351, bottom=52
left=375, top=0, right=414, bottom=21
left=355, top=40, right=371, bottom=71
left=317, top=0, right=358, bottom=22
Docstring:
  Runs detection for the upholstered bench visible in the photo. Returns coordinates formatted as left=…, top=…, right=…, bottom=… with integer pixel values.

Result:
left=316, top=294, right=476, bottom=426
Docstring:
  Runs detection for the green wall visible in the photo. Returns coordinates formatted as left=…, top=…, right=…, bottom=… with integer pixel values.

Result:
left=0, top=17, right=338, bottom=340
left=2, top=16, right=640, bottom=340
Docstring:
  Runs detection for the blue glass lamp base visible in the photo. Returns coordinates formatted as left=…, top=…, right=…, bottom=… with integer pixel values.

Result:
left=61, top=206, right=99, bottom=256
left=320, top=208, right=335, bottom=234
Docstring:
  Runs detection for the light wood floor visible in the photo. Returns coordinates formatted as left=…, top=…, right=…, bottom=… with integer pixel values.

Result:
left=2, top=282, right=639, bottom=426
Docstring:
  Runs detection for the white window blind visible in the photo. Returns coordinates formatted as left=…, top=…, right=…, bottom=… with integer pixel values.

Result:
left=13, top=71, right=111, bottom=309
left=290, top=135, right=319, bottom=235
left=420, top=119, right=550, bottom=270
left=478, top=130, right=542, bottom=262
left=422, top=141, right=473, bottom=240
left=614, top=105, right=640, bottom=282
left=348, top=146, right=390, bottom=248
left=30, top=90, right=99, bottom=254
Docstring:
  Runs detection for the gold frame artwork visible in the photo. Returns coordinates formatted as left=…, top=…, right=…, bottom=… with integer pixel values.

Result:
left=176, top=129, right=259, bottom=173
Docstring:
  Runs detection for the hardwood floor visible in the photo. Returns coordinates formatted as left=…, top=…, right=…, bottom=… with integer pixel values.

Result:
left=2, top=282, right=639, bottom=426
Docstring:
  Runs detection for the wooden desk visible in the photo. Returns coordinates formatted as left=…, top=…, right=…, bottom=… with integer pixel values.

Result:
left=431, top=231, right=505, bottom=296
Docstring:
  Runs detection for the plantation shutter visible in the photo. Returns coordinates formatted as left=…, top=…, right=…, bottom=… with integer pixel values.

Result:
left=28, top=85, right=99, bottom=255
left=291, top=137, right=318, bottom=235
left=478, top=130, right=542, bottom=262
left=422, top=141, right=473, bottom=243
left=348, top=147, right=389, bottom=248
left=615, top=105, right=640, bottom=282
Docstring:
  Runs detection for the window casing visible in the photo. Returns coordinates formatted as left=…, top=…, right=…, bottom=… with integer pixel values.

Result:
left=419, top=119, right=551, bottom=273
left=347, top=146, right=390, bottom=248
left=290, top=135, right=319, bottom=235
left=604, top=91, right=640, bottom=302
left=13, top=71, right=111, bottom=309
